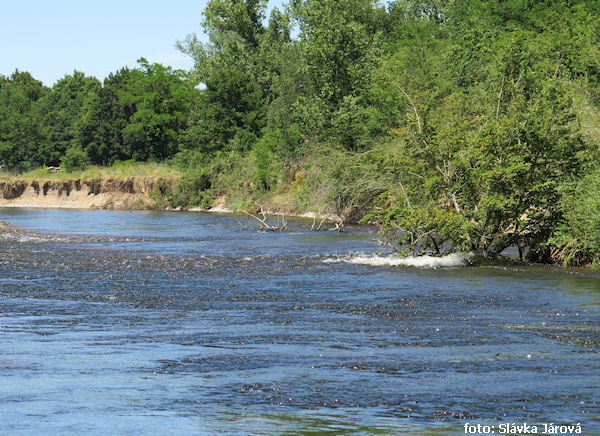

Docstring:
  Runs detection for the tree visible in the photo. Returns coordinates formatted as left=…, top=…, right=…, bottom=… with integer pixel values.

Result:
left=545, top=170, right=600, bottom=266
left=76, top=67, right=138, bottom=165
left=37, top=71, right=101, bottom=165
left=0, top=71, right=48, bottom=170
left=202, top=0, right=267, bottom=49
left=77, top=61, right=199, bottom=164
left=290, top=0, right=383, bottom=106
left=121, top=59, right=198, bottom=161
left=180, top=67, right=264, bottom=153
left=371, top=0, right=590, bottom=257
left=177, top=0, right=268, bottom=84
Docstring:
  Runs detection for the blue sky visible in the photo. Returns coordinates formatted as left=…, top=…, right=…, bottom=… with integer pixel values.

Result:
left=1, top=0, right=286, bottom=86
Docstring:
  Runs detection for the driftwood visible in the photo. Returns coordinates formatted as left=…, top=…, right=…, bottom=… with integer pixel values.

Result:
left=240, top=203, right=346, bottom=233
left=332, top=221, right=344, bottom=232
left=310, top=217, right=326, bottom=231
left=242, top=203, right=287, bottom=231
left=310, top=215, right=344, bottom=232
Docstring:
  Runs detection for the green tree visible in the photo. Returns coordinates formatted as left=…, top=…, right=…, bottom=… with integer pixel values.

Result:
left=371, top=0, right=590, bottom=257
left=76, top=67, right=138, bottom=164
left=203, top=0, right=267, bottom=49
left=0, top=71, right=48, bottom=170
left=180, top=67, right=264, bottom=154
left=78, top=61, right=198, bottom=164
left=177, top=0, right=268, bottom=84
left=38, top=71, right=101, bottom=166
left=121, top=59, right=199, bottom=161
left=290, top=0, right=383, bottom=106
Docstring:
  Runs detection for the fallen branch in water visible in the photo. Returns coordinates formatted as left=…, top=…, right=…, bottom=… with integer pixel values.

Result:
left=310, top=215, right=345, bottom=232
left=311, top=216, right=326, bottom=231
left=242, top=203, right=287, bottom=231
left=332, top=221, right=344, bottom=232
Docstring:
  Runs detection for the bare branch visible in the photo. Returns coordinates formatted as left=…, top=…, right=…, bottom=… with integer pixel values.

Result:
left=242, top=204, right=287, bottom=231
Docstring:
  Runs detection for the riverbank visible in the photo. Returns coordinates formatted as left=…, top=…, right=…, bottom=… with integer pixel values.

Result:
left=0, top=178, right=166, bottom=210
left=0, top=163, right=177, bottom=209
left=0, top=173, right=343, bottom=222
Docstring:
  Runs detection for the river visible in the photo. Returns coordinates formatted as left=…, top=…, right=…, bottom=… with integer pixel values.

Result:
left=0, top=208, right=598, bottom=435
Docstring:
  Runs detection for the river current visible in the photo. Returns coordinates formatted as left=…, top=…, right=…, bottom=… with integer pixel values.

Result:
left=0, top=208, right=598, bottom=435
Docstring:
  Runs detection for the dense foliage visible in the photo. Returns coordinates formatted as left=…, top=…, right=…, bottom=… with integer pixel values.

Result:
left=2, top=0, right=600, bottom=265
left=0, top=60, right=198, bottom=169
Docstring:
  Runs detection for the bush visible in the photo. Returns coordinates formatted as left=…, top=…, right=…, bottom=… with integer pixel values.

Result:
left=61, top=147, right=91, bottom=172
left=167, top=167, right=213, bottom=208
left=545, top=171, right=600, bottom=266
left=250, top=135, right=278, bottom=191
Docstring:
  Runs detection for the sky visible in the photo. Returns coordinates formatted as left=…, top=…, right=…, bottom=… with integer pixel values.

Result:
left=1, top=0, right=286, bottom=86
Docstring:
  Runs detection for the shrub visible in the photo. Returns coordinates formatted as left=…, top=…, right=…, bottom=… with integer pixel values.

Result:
left=61, top=147, right=91, bottom=172
left=167, top=167, right=213, bottom=208
left=545, top=171, right=600, bottom=267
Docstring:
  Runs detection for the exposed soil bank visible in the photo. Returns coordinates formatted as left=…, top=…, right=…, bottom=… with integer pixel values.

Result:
left=0, top=178, right=343, bottom=222
left=0, top=178, right=171, bottom=210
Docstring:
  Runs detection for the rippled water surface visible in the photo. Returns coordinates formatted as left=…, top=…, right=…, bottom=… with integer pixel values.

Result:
left=1, top=208, right=599, bottom=435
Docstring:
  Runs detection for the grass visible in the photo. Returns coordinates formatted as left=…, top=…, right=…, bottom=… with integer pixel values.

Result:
left=0, top=161, right=182, bottom=182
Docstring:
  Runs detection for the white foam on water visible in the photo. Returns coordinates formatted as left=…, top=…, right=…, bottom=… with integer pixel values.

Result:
left=323, top=252, right=474, bottom=269
left=17, top=235, right=45, bottom=243
left=0, top=232, right=45, bottom=243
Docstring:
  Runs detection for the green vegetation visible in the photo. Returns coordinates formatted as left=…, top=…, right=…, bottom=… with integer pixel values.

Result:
left=0, top=161, right=179, bottom=183
left=1, top=0, right=600, bottom=266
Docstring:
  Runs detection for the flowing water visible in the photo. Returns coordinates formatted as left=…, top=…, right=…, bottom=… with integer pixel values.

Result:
left=0, top=208, right=598, bottom=435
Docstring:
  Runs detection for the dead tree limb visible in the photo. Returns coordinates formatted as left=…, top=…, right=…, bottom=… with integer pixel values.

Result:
left=311, top=217, right=327, bottom=231
left=243, top=203, right=287, bottom=231
left=331, top=221, right=344, bottom=232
